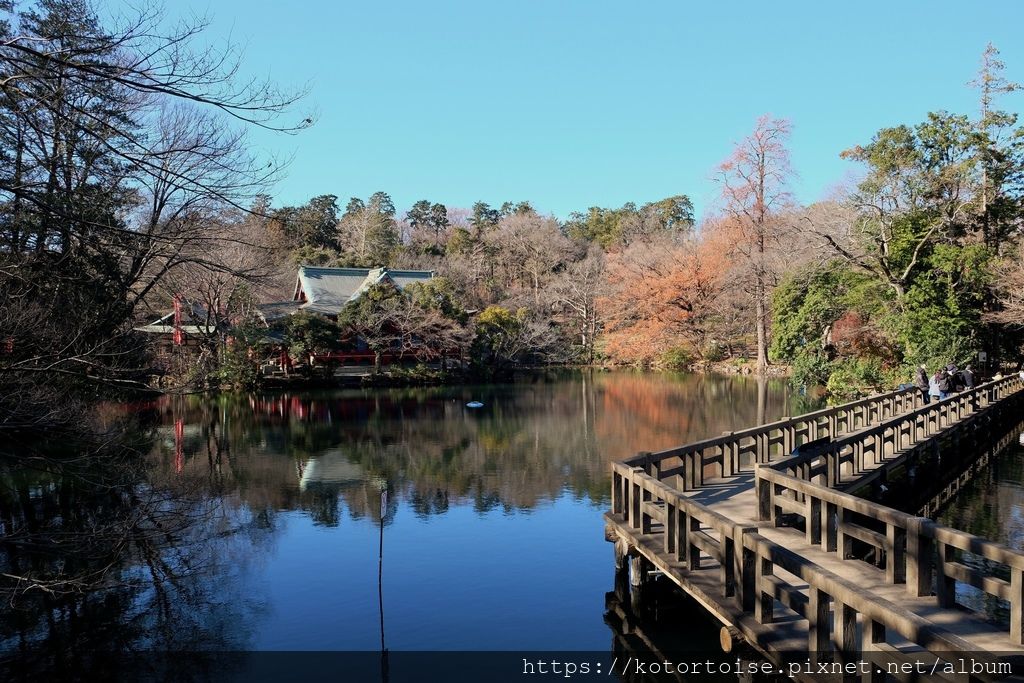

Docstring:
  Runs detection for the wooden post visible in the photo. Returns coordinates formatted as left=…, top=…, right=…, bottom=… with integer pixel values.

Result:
left=825, top=502, right=838, bottom=553
left=905, top=517, right=934, bottom=598
left=621, top=473, right=630, bottom=525
left=936, top=541, right=956, bottom=608
left=640, top=451, right=656, bottom=479
left=838, top=508, right=852, bottom=560
left=833, top=602, right=858, bottom=661
left=664, top=502, right=676, bottom=556
left=613, top=540, right=630, bottom=604
left=885, top=524, right=906, bottom=585
left=808, top=588, right=831, bottom=662
left=734, top=527, right=756, bottom=612
left=671, top=504, right=684, bottom=563
left=722, top=532, right=735, bottom=597
left=807, top=495, right=822, bottom=545
left=612, top=470, right=623, bottom=515
left=630, top=467, right=642, bottom=531
left=1012, top=568, right=1024, bottom=644
left=755, top=556, right=774, bottom=624
left=826, top=448, right=839, bottom=487
left=682, top=511, right=700, bottom=570
left=722, top=432, right=735, bottom=477
left=863, top=618, right=885, bottom=650
left=629, top=554, right=649, bottom=613
left=781, top=419, right=793, bottom=455
left=757, top=472, right=771, bottom=522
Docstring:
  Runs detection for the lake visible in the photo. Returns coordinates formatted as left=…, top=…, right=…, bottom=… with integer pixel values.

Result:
left=7, top=371, right=1024, bottom=678
left=1, top=370, right=821, bottom=669
left=135, top=371, right=810, bottom=653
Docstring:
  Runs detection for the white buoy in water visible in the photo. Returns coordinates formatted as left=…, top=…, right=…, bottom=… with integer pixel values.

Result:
left=466, top=401, right=484, bottom=409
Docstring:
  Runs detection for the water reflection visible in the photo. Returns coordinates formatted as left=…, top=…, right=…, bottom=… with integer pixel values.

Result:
left=147, top=371, right=803, bottom=518
left=2, top=371, right=809, bottom=670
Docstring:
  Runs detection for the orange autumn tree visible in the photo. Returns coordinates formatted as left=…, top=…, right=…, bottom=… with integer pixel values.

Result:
left=598, top=234, right=729, bottom=365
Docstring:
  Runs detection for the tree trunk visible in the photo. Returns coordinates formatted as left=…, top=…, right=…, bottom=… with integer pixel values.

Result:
left=373, top=350, right=382, bottom=376
left=755, top=279, right=768, bottom=374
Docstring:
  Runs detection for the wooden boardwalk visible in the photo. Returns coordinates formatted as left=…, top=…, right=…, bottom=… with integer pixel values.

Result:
left=605, top=376, right=1024, bottom=677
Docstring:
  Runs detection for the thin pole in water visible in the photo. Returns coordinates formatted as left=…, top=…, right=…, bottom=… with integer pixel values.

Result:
left=379, top=485, right=389, bottom=682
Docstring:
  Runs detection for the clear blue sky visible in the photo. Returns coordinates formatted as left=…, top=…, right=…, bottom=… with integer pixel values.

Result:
left=154, top=0, right=1023, bottom=220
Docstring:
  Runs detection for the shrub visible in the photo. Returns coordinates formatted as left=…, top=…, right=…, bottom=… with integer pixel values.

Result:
left=660, top=347, right=693, bottom=370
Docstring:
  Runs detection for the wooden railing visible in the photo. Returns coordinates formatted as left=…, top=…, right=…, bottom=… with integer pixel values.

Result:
left=755, top=465, right=1024, bottom=643
left=621, top=385, right=922, bottom=491
left=750, top=375, right=1024, bottom=643
left=612, top=461, right=755, bottom=601
left=765, top=376, right=1023, bottom=488
left=610, top=462, right=998, bottom=658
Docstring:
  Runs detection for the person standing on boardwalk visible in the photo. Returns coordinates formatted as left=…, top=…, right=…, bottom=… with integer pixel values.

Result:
left=962, top=365, right=976, bottom=389
left=936, top=368, right=952, bottom=400
left=946, top=364, right=962, bottom=392
left=914, top=364, right=930, bottom=404
left=929, top=371, right=941, bottom=402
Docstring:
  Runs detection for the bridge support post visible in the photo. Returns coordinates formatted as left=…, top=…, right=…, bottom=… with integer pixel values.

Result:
left=613, top=539, right=630, bottom=604
left=629, top=554, right=651, bottom=613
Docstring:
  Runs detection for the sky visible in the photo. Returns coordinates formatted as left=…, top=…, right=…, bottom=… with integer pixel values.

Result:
left=136, top=0, right=1024, bottom=221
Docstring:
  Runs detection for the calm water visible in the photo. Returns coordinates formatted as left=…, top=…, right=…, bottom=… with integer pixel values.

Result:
left=1, top=371, right=813, bottom=659
left=148, top=371, right=811, bottom=651
left=935, top=426, right=1024, bottom=621
left=8, top=370, right=1024, bottom=675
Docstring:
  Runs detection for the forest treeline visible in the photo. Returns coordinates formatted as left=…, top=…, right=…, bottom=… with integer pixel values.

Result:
left=2, top=0, right=1024, bottom=439
left=241, top=57, right=1024, bottom=400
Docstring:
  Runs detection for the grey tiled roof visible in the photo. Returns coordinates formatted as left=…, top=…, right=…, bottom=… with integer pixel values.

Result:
left=257, top=301, right=304, bottom=321
left=293, top=266, right=434, bottom=315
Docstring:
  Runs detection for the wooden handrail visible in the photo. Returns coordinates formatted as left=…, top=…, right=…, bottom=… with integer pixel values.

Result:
left=757, top=454, right=1024, bottom=642
left=611, top=461, right=994, bottom=657
left=622, top=383, right=922, bottom=469
left=767, top=376, right=1023, bottom=486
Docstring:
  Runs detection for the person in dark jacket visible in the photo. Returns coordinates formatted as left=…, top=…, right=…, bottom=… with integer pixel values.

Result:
left=914, top=364, right=930, bottom=404
left=946, top=364, right=962, bottom=392
left=936, top=369, right=951, bottom=400
left=962, top=364, right=975, bottom=389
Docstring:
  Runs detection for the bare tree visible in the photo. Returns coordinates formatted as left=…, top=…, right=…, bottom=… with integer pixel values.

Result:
left=715, top=116, right=795, bottom=373
left=0, top=1, right=306, bottom=400
left=551, top=247, right=605, bottom=363
left=484, top=212, right=572, bottom=307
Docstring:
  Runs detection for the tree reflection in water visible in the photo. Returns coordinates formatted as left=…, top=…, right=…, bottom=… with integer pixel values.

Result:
left=148, top=371, right=807, bottom=521
left=0, top=409, right=271, bottom=677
